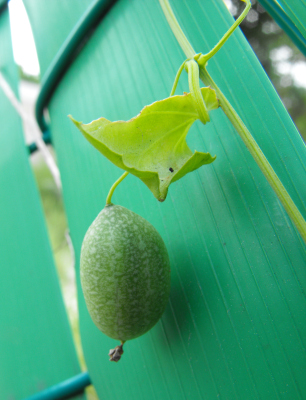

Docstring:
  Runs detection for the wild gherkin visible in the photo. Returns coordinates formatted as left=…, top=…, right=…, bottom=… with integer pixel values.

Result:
left=80, top=204, right=171, bottom=361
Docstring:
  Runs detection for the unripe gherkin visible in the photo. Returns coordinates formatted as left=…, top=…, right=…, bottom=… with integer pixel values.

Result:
left=80, top=204, right=171, bottom=350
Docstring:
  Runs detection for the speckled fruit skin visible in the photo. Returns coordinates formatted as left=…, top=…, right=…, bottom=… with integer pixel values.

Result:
left=80, top=204, right=171, bottom=342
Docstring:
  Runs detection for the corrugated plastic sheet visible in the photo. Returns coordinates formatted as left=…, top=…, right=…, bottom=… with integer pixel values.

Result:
left=0, top=6, right=85, bottom=400
left=26, top=0, right=306, bottom=399
left=277, top=0, right=306, bottom=40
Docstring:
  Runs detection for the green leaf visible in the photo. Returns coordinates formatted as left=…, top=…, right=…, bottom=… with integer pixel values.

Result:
left=69, top=87, right=219, bottom=201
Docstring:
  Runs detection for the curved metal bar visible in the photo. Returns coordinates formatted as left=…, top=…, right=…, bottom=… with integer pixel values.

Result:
left=24, top=372, right=91, bottom=400
left=35, top=0, right=117, bottom=133
left=28, top=130, right=52, bottom=154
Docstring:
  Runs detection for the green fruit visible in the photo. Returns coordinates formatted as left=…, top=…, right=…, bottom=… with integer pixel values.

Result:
left=80, top=204, right=171, bottom=348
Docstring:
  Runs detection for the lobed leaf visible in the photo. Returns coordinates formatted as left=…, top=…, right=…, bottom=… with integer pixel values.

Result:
left=69, top=87, right=219, bottom=201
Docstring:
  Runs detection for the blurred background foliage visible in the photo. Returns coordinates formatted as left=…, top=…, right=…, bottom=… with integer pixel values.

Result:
left=21, top=1, right=305, bottom=398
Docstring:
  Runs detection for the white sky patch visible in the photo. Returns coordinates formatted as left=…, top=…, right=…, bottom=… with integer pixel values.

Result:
left=222, top=0, right=238, bottom=16
left=246, top=9, right=259, bottom=24
left=270, top=45, right=293, bottom=62
left=8, top=0, right=40, bottom=76
left=262, top=20, right=281, bottom=34
left=8, top=0, right=306, bottom=89
left=270, top=46, right=306, bottom=88
left=276, top=61, right=292, bottom=75
left=291, top=62, right=306, bottom=88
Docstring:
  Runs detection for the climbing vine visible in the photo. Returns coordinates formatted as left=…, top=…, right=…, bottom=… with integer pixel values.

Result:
left=70, top=0, right=306, bottom=243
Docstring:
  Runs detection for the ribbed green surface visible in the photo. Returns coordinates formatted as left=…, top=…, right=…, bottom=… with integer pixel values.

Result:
left=277, top=0, right=306, bottom=40
left=0, top=8, right=85, bottom=400
left=27, top=0, right=306, bottom=399
left=257, top=0, right=306, bottom=57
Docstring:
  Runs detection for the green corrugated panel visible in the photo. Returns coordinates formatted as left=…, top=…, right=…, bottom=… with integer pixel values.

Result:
left=0, top=7, right=86, bottom=400
left=24, top=0, right=93, bottom=76
left=27, top=0, right=306, bottom=399
left=277, top=0, right=306, bottom=40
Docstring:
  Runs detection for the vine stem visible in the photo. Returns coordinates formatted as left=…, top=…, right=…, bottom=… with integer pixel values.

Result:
left=106, top=171, right=129, bottom=206
left=201, top=70, right=306, bottom=243
left=198, top=0, right=251, bottom=66
left=185, top=59, right=210, bottom=124
left=170, top=60, right=186, bottom=96
left=159, top=0, right=306, bottom=243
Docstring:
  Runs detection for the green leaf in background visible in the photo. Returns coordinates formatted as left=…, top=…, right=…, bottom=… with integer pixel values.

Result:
left=70, top=87, right=219, bottom=201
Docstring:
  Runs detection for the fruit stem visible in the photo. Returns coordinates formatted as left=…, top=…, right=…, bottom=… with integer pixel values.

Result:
left=106, top=171, right=129, bottom=206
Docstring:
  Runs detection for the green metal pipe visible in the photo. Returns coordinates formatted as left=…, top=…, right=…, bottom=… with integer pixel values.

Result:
left=28, top=130, right=52, bottom=154
left=24, top=372, right=91, bottom=400
left=257, top=0, right=306, bottom=56
left=35, top=0, right=117, bottom=133
left=0, top=1, right=7, bottom=16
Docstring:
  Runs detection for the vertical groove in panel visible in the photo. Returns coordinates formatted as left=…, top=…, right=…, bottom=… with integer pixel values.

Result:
left=26, top=0, right=306, bottom=398
left=191, top=0, right=306, bottom=210
left=192, top=175, right=282, bottom=399
left=177, top=185, right=260, bottom=398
